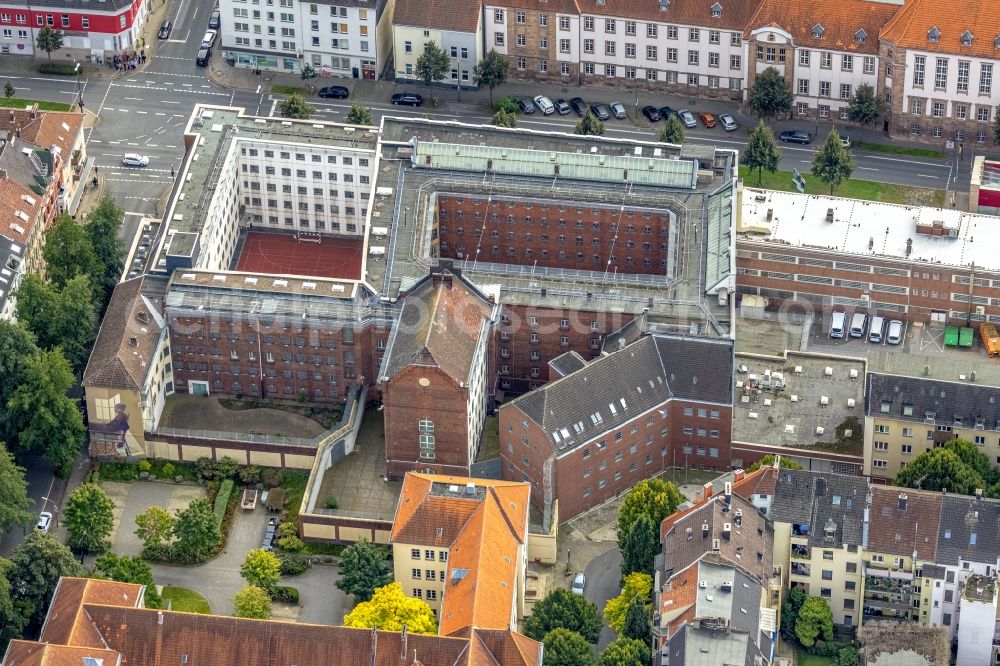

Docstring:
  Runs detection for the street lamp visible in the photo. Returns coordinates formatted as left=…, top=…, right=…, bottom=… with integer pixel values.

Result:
left=74, top=62, right=84, bottom=112
left=453, top=56, right=461, bottom=101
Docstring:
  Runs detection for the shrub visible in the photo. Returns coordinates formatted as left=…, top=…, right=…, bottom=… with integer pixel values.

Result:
left=324, top=495, right=338, bottom=510
left=278, top=552, right=310, bottom=575
left=138, top=460, right=153, bottom=473
left=214, top=479, right=235, bottom=530
left=38, top=62, right=80, bottom=75
left=493, top=96, right=518, bottom=113
left=239, top=465, right=261, bottom=485
left=161, top=463, right=175, bottom=478
left=261, top=468, right=283, bottom=489
left=98, top=461, right=138, bottom=481
left=216, top=456, right=241, bottom=480
left=277, top=521, right=304, bottom=552
left=272, top=585, right=299, bottom=604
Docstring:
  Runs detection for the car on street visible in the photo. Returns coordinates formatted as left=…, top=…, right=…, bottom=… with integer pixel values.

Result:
left=554, top=99, right=571, bottom=115
left=201, top=29, right=217, bottom=48
left=318, top=85, right=349, bottom=99
left=533, top=95, right=555, bottom=115
left=641, top=105, right=661, bottom=122
left=719, top=114, right=738, bottom=131
left=609, top=101, right=627, bottom=119
left=569, top=97, right=587, bottom=116
left=36, top=512, right=52, bottom=533
left=122, top=153, right=150, bottom=167
left=516, top=97, right=537, bottom=114
left=157, top=20, right=172, bottom=39
left=677, top=109, right=697, bottom=128
left=390, top=92, right=423, bottom=106
left=658, top=106, right=674, bottom=120
left=195, top=48, right=210, bottom=67
left=779, top=130, right=812, bottom=144
left=571, top=573, right=586, bottom=595
left=840, top=135, right=852, bottom=148
left=208, top=9, right=221, bottom=29
left=590, top=103, right=611, bottom=121
left=699, top=112, right=717, bottom=128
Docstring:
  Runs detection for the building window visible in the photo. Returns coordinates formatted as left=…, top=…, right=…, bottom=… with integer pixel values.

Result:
left=913, top=55, right=925, bottom=86
left=935, top=57, right=948, bottom=89
left=980, top=64, right=993, bottom=95
left=958, top=61, right=970, bottom=92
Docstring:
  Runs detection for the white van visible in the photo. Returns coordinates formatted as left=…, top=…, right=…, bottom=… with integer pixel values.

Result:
left=533, top=95, right=555, bottom=115
left=849, top=312, right=868, bottom=338
left=201, top=30, right=217, bottom=48
left=868, top=316, right=886, bottom=343
left=887, top=320, right=904, bottom=345
left=830, top=311, right=846, bottom=339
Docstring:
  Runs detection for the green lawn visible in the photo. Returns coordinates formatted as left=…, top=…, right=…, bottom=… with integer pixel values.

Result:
left=795, top=650, right=835, bottom=666
left=272, top=85, right=304, bottom=95
left=739, top=165, right=946, bottom=207
left=0, top=97, right=74, bottom=112
left=161, top=586, right=211, bottom=614
left=857, top=142, right=945, bottom=159
left=477, top=415, right=500, bottom=461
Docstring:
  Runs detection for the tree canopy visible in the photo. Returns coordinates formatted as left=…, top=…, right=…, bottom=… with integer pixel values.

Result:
left=342, top=582, right=437, bottom=634
left=846, top=83, right=886, bottom=127
left=0, top=321, right=40, bottom=447
left=543, top=628, right=595, bottom=666
left=523, top=587, right=601, bottom=643
left=617, top=478, right=683, bottom=550
left=811, top=129, right=856, bottom=195
left=335, top=538, right=393, bottom=603
left=620, top=512, right=658, bottom=578
left=240, top=548, right=282, bottom=592
left=346, top=103, right=373, bottom=125
left=894, top=439, right=1000, bottom=497
left=64, top=483, right=115, bottom=554
left=742, top=120, right=783, bottom=187
left=43, top=214, right=101, bottom=292
left=84, top=197, right=125, bottom=307
left=171, top=499, right=221, bottom=563
left=233, top=585, right=272, bottom=619
left=598, top=637, right=650, bottom=666
left=492, top=109, right=517, bottom=128
left=574, top=112, right=605, bottom=136
left=621, top=593, right=652, bottom=644
left=93, top=553, right=161, bottom=608
left=0, top=444, right=34, bottom=533
left=416, top=41, right=450, bottom=88
left=7, top=530, right=84, bottom=631
left=795, top=596, right=833, bottom=647
left=278, top=93, right=314, bottom=119
left=473, top=49, right=510, bottom=106
left=604, top=572, right=652, bottom=635
left=746, top=454, right=803, bottom=473
left=780, top=586, right=806, bottom=642
left=35, top=26, right=63, bottom=60
left=748, top=67, right=793, bottom=119
left=15, top=274, right=96, bottom=373
left=135, top=506, right=175, bottom=557
left=659, top=114, right=685, bottom=144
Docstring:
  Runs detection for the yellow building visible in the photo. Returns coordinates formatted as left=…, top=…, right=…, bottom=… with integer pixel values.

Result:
left=389, top=472, right=530, bottom=636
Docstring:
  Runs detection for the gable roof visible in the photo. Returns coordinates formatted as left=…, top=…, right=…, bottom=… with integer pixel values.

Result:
left=380, top=269, right=493, bottom=385
left=866, top=372, right=1000, bottom=430
left=39, top=577, right=145, bottom=647
left=393, top=0, right=483, bottom=33
left=0, top=177, right=41, bottom=247
left=82, top=277, right=165, bottom=390
left=576, top=0, right=758, bottom=30
left=508, top=334, right=732, bottom=455
left=880, top=0, right=1000, bottom=58
left=0, top=107, right=82, bottom=161
left=747, top=0, right=897, bottom=54
left=866, top=486, right=942, bottom=561
left=936, top=493, right=1000, bottom=565
left=768, top=470, right=869, bottom=548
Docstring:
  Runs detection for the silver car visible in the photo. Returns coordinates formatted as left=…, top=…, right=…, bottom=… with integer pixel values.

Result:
left=719, top=114, right=738, bottom=131
left=571, top=573, right=586, bottom=595
left=609, top=101, right=627, bottom=119
left=677, top=109, right=697, bottom=128
left=122, top=153, right=150, bottom=167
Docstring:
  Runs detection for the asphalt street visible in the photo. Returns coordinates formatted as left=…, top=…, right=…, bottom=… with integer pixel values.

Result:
left=584, top=547, right=623, bottom=650
left=0, top=455, right=58, bottom=557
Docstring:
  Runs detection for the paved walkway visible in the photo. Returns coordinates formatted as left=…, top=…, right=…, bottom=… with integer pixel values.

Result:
left=317, top=410, right=400, bottom=520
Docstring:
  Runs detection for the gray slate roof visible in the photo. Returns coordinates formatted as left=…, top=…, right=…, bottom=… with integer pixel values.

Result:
left=768, top=470, right=869, bottom=548
left=936, top=494, right=1000, bottom=565
left=867, top=372, right=1000, bottom=429
left=667, top=624, right=765, bottom=666
left=0, top=234, right=23, bottom=316
left=547, top=351, right=587, bottom=378
left=83, top=278, right=164, bottom=390
left=511, top=333, right=733, bottom=454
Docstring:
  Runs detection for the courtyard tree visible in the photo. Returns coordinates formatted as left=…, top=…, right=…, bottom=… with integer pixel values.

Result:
left=6, top=348, right=85, bottom=476
left=598, top=637, right=650, bottom=666
left=795, top=596, right=834, bottom=647
left=742, top=120, right=783, bottom=187
left=64, top=483, right=115, bottom=554
left=171, top=499, right=221, bottom=563
left=335, top=538, right=392, bottom=603
left=300, top=63, right=316, bottom=80
left=233, top=585, right=272, bottom=619
left=93, top=553, right=162, bottom=608
left=748, top=66, right=793, bottom=119
left=15, top=274, right=97, bottom=373
left=240, top=548, right=282, bottom=592
left=415, top=41, right=450, bottom=88
left=342, top=582, right=437, bottom=634
left=345, top=102, right=373, bottom=125
left=0, top=557, right=26, bottom=646
left=43, top=214, right=101, bottom=292
left=659, top=114, right=685, bottom=144
left=747, top=454, right=803, bottom=473
left=35, top=26, right=63, bottom=60
left=811, top=129, right=856, bottom=195
left=894, top=445, right=988, bottom=496
left=574, top=111, right=605, bottom=136
left=617, top=478, right=683, bottom=553
left=85, top=197, right=125, bottom=307
left=621, top=594, right=652, bottom=643
left=278, top=93, right=314, bottom=119
left=4, top=81, right=14, bottom=99
left=846, top=83, right=886, bottom=127
left=0, top=444, right=33, bottom=534
left=780, top=586, right=806, bottom=642
left=603, top=572, right=652, bottom=635
left=6, top=530, right=84, bottom=631
left=473, top=49, right=509, bottom=106
left=0, top=322, right=39, bottom=448
left=135, top=506, right=175, bottom=557
left=523, top=587, right=601, bottom=643
left=542, top=628, right=595, bottom=666
left=620, top=512, right=658, bottom=577
left=492, top=108, right=517, bottom=128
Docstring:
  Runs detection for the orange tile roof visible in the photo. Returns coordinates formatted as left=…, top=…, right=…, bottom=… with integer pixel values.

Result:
left=659, top=561, right=699, bottom=637
left=39, top=577, right=144, bottom=648
left=746, top=0, right=898, bottom=55
left=0, top=177, right=41, bottom=246
left=0, top=108, right=82, bottom=161
left=880, top=0, right=1000, bottom=58
left=732, top=465, right=777, bottom=498
left=2, top=641, right=121, bottom=666
left=487, top=0, right=579, bottom=12
left=577, top=0, right=759, bottom=30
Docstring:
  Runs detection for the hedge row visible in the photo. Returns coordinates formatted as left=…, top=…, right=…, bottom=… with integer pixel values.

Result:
left=38, top=62, right=80, bottom=75
left=214, top=479, right=235, bottom=530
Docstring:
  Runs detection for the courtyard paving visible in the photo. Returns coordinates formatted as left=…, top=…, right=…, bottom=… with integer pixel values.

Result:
left=158, top=395, right=326, bottom=439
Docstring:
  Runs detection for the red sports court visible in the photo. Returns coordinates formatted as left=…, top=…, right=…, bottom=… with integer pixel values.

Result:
left=235, top=230, right=363, bottom=280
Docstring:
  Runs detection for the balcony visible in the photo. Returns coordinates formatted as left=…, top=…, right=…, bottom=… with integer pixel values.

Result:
left=791, top=544, right=810, bottom=560
left=864, top=575, right=913, bottom=595
left=791, top=562, right=811, bottom=577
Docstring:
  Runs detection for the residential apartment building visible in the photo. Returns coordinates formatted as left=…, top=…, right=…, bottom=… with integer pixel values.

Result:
left=500, top=331, right=734, bottom=521
left=380, top=268, right=498, bottom=479
left=744, top=0, right=895, bottom=123
left=0, top=0, right=149, bottom=56
left=389, top=473, right=530, bottom=634
left=863, top=350, right=1000, bottom=482
left=2, top=576, right=543, bottom=665
left=483, top=0, right=579, bottom=82
left=220, top=0, right=393, bottom=76
left=392, top=0, right=482, bottom=85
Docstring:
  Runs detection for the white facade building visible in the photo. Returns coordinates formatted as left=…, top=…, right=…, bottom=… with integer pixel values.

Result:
left=391, top=0, right=483, bottom=86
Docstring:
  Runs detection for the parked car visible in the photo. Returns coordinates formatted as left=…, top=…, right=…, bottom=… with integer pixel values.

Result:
left=195, top=48, right=211, bottom=67
left=719, top=114, right=738, bottom=131
left=609, top=101, right=627, bottom=119
left=569, top=97, right=587, bottom=116
left=571, top=573, right=586, bottom=595
left=516, top=97, right=537, bottom=114
left=122, top=153, right=150, bottom=167
left=36, top=512, right=52, bottom=533
left=699, top=112, right=717, bottom=128
left=318, top=85, right=349, bottom=99
left=390, top=92, right=423, bottom=106
left=640, top=105, right=661, bottom=122
left=554, top=99, right=571, bottom=115
left=840, top=135, right=852, bottom=149
left=886, top=320, right=904, bottom=345
left=779, top=130, right=812, bottom=144
left=590, top=103, right=611, bottom=121
left=658, top=106, right=674, bottom=120
left=677, top=109, right=697, bottom=128
left=157, top=20, right=172, bottom=39
left=208, top=9, right=221, bottom=29
left=533, top=95, right=555, bottom=115
left=200, top=29, right=217, bottom=48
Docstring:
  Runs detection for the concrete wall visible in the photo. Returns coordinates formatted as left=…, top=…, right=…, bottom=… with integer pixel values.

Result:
left=527, top=499, right=558, bottom=565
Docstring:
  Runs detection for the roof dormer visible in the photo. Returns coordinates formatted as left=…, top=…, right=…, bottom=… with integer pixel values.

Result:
left=928, top=26, right=940, bottom=43
left=961, top=30, right=973, bottom=47
left=711, top=2, right=722, bottom=17
left=811, top=23, right=825, bottom=39
left=855, top=28, right=867, bottom=45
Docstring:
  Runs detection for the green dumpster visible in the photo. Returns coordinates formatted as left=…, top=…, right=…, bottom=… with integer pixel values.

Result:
left=944, top=326, right=959, bottom=347
left=959, top=327, right=974, bottom=347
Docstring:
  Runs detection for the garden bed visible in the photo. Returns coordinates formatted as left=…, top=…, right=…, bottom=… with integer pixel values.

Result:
left=218, top=397, right=343, bottom=429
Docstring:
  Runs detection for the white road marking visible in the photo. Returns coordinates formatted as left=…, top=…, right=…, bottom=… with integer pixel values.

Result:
left=917, top=174, right=940, bottom=179
left=136, top=110, right=148, bottom=114
left=161, top=100, right=181, bottom=104
left=155, top=112, right=166, bottom=115
left=858, top=167, right=879, bottom=171
left=124, top=97, right=143, bottom=101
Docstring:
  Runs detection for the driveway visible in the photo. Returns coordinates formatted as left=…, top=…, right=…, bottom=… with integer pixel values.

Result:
left=294, top=564, right=352, bottom=625
left=584, top=548, right=623, bottom=650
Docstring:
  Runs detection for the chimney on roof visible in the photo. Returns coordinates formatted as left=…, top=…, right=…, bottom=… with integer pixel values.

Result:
left=129, top=337, right=138, bottom=347
left=465, top=482, right=475, bottom=495
left=400, top=625, right=407, bottom=661
left=370, top=627, right=377, bottom=666
left=0, top=168, right=6, bottom=179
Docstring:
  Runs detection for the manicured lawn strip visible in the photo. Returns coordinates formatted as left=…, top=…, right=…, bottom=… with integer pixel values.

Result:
left=161, top=586, right=211, bottom=613
left=0, top=97, right=74, bottom=112
left=857, top=142, right=945, bottom=159
left=738, top=166, right=946, bottom=207
left=795, top=650, right=835, bottom=666
left=272, top=85, right=304, bottom=95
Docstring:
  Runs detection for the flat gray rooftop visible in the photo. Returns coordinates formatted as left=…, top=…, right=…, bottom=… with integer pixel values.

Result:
left=732, top=351, right=867, bottom=456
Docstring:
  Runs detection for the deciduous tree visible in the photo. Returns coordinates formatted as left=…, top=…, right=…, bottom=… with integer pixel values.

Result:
left=748, top=67, right=793, bottom=119
left=658, top=114, right=685, bottom=144
left=523, top=588, right=602, bottom=643
left=342, top=582, right=436, bottom=634
left=240, top=548, right=282, bottom=592
left=233, top=585, right=272, bottom=619
left=415, top=41, right=450, bottom=88
left=171, top=499, right=221, bottom=563
left=85, top=197, right=125, bottom=307
left=492, top=109, right=517, bottom=128
left=780, top=586, right=806, bottom=642
left=0, top=322, right=39, bottom=448
left=345, top=102, right=373, bottom=125
left=617, top=478, right=683, bottom=552
left=894, top=446, right=986, bottom=496
left=604, top=572, right=652, bottom=635
left=811, top=129, right=856, bottom=195
left=7, top=530, right=84, bottom=631
left=278, top=93, right=314, bottom=119
left=742, top=120, right=783, bottom=187
left=574, top=111, right=605, bottom=136
left=598, top=637, right=650, bottom=666
left=335, top=538, right=392, bottom=603
left=15, top=274, right=97, bottom=372
left=542, top=628, right=595, bottom=666
left=64, top=483, right=114, bottom=554
left=35, top=26, right=63, bottom=60
left=846, top=83, right=885, bottom=127
left=0, top=557, right=27, bottom=647
left=620, top=513, right=658, bottom=578
left=0, top=444, right=33, bottom=533
left=746, top=454, right=803, bottom=473
left=795, top=596, right=833, bottom=647
left=621, top=594, right=651, bottom=644
left=42, top=214, right=101, bottom=292
left=93, top=553, right=162, bottom=608
left=473, top=49, right=509, bottom=106
left=3, top=81, right=14, bottom=99
left=135, top=506, right=175, bottom=556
